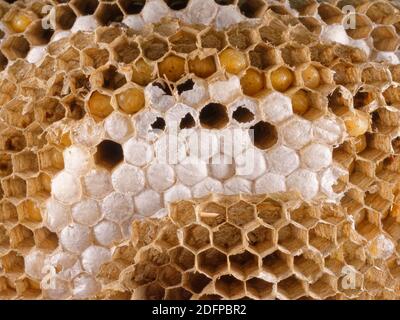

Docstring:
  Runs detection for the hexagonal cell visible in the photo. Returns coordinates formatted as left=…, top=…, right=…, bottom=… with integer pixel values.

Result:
left=293, top=250, right=323, bottom=282
left=158, top=265, right=182, bottom=288
left=247, top=225, right=275, bottom=255
left=94, top=140, right=123, bottom=170
left=249, top=44, right=278, bottom=70
left=9, top=224, right=34, bottom=250
left=131, top=58, right=156, bottom=86
left=183, top=272, right=212, bottom=294
left=169, top=246, right=195, bottom=272
left=298, top=16, right=322, bottom=34
left=346, top=14, right=373, bottom=40
left=183, top=224, right=210, bottom=252
left=82, top=48, right=109, bottom=70
left=1, top=250, right=24, bottom=273
left=95, top=2, right=123, bottom=25
left=227, top=27, right=255, bottom=50
left=227, top=201, right=256, bottom=227
left=188, top=55, right=217, bottom=79
left=2, top=176, right=26, bottom=199
left=256, top=198, right=285, bottom=227
left=246, top=278, right=274, bottom=299
left=156, top=224, right=179, bottom=249
left=199, top=103, right=229, bottom=129
left=151, top=117, right=166, bottom=131
left=1, top=35, right=30, bottom=60
left=259, top=19, right=286, bottom=46
left=229, top=250, right=259, bottom=279
left=112, top=37, right=140, bottom=64
left=63, top=96, right=86, bottom=120
left=116, top=87, right=145, bottom=115
left=309, top=223, right=336, bottom=255
left=3, top=99, right=34, bottom=129
left=57, top=47, right=80, bottom=72
left=366, top=2, right=394, bottom=24
left=12, top=150, right=38, bottom=177
left=34, top=97, right=66, bottom=126
left=240, top=68, right=265, bottom=97
left=0, top=154, right=12, bottom=178
left=232, top=106, right=254, bottom=124
left=165, top=287, right=192, bottom=300
left=121, top=262, right=157, bottom=289
left=371, top=26, right=399, bottom=52
left=331, top=62, right=360, bottom=87
left=34, top=227, right=58, bottom=251
left=342, top=241, right=366, bottom=270
left=309, top=274, right=337, bottom=299
left=158, top=54, right=186, bottom=82
left=262, top=249, right=291, bottom=278
left=170, top=200, right=196, bottom=227
left=0, top=225, right=9, bottom=252
left=38, top=146, right=64, bottom=175
left=15, top=277, right=41, bottom=299
left=278, top=275, right=306, bottom=299
left=0, top=276, right=16, bottom=299
left=16, top=199, right=42, bottom=225
left=118, top=0, right=145, bottom=14
left=201, top=29, right=226, bottom=51
left=0, top=129, right=26, bottom=153
left=101, top=65, right=127, bottom=90
left=213, top=223, right=242, bottom=253
left=250, top=121, right=278, bottom=150
left=278, top=224, right=307, bottom=254
left=317, top=3, right=343, bottom=25
left=71, top=0, right=99, bottom=15
left=239, top=0, right=265, bottom=17
left=199, top=202, right=226, bottom=228
left=355, top=209, right=380, bottom=241
left=170, top=30, right=197, bottom=54
left=290, top=204, right=320, bottom=229
left=54, top=4, right=77, bottom=30
left=197, top=248, right=227, bottom=277
left=0, top=200, right=17, bottom=224
left=142, top=37, right=169, bottom=61
left=215, top=275, right=244, bottom=298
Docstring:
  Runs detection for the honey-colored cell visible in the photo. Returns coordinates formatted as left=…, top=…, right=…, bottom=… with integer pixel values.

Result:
left=270, top=67, right=294, bottom=92
left=88, top=91, right=113, bottom=120
left=344, top=110, right=369, bottom=137
left=188, top=56, right=216, bottom=78
left=116, top=88, right=145, bottom=115
left=158, top=55, right=185, bottom=82
left=240, top=69, right=265, bottom=96
left=291, top=90, right=310, bottom=115
left=219, top=48, right=247, bottom=75
left=9, top=13, right=32, bottom=33
left=131, top=59, right=155, bottom=86
left=302, top=65, right=320, bottom=89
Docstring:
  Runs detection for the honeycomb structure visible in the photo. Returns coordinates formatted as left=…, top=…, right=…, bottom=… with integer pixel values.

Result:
left=0, top=0, right=400, bottom=300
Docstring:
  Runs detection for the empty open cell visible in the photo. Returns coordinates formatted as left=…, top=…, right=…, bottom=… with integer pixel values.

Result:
left=101, top=65, right=127, bottom=90
left=332, top=62, right=360, bottom=86
left=0, top=51, right=8, bottom=71
left=68, top=70, right=90, bottom=93
left=317, top=3, right=343, bottom=24
left=0, top=277, right=16, bottom=298
left=246, top=278, right=273, bottom=299
left=179, top=113, right=196, bottom=129
left=165, top=287, right=192, bottom=300
left=238, top=0, right=265, bottom=18
left=170, top=30, right=197, bottom=54
left=87, top=91, right=113, bottom=120
left=57, top=47, right=80, bottom=72
left=277, top=275, right=306, bottom=299
left=366, top=2, right=394, bottom=24
left=156, top=224, right=179, bottom=248
left=240, top=68, right=265, bottom=96
left=213, top=223, right=242, bottom=253
left=158, top=265, right=182, bottom=287
left=0, top=154, right=12, bottom=177
left=342, top=240, right=366, bottom=270
left=278, top=224, right=307, bottom=254
left=82, top=48, right=109, bottom=69
left=34, top=97, right=66, bottom=126
left=1, top=250, right=24, bottom=273
left=199, top=294, right=222, bottom=300
left=122, top=262, right=158, bottom=289
left=12, top=150, right=38, bottom=176
left=0, top=130, right=26, bottom=152
left=112, top=38, right=140, bottom=64
left=248, top=44, right=277, bottom=71
left=118, top=0, right=145, bottom=14
left=183, top=224, right=210, bottom=251
left=54, top=4, right=76, bottom=30
left=169, top=246, right=195, bottom=271
left=362, top=64, right=390, bottom=86
left=71, top=0, right=99, bottom=14
left=183, top=272, right=212, bottom=294
left=309, top=223, right=336, bottom=255
left=364, top=267, right=387, bottom=292
left=199, top=202, right=226, bottom=228
left=9, top=224, right=34, bottom=250
left=290, top=204, right=320, bottom=229
left=197, top=248, right=227, bottom=277
left=15, top=277, right=41, bottom=299
left=3, top=99, right=34, bottom=129
left=229, top=250, right=259, bottom=279
left=199, top=103, right=229, bottom=129
left=309, top=274, right=337, bottom=299
left=346, top=14, right=373, bottom=40
left=142, top=37, right=169, bottom=61
left=158, top=54, right=186, bottom=82
left=383, top=85, right=400, bottom=108
left=228, top=27, right=255, bottom=50
left=170, top=200, right=196, bottom=227
left=201, top=29, right=226, bottom=51
left=227, top=201, right=256, bottom=227
left=247, top=225, right=275, bottom=255
left=63, top=96, right=86, bottom=120
left=256, top=199, right=285, bottom=227
left=371, top=26, right=399, bottom=52
left=34, top=227, right=58, bottom=251
left=151, top=117, right=166, bottom=131
left=262, top=249, right=291, bottom=278
left=2, top=176, right=26, bottom=199
left=24, top=20, right=53, bottom=46
left=0, top=200, right=17, bottom=223
left=232, top=106, right=254, bottom=124
left=355, top=209, right=380, bottom=241
left=259, top=19, right=286, bottom=46
left=0, top=225, right=9, bottom=252
left=249, top=121, right=277, bottom=150
left=95, top=2, right=123, bottom=25
left=215, top=275, right=244, bottom=298
left=188, top=55, right=217, bottom=79
left=293, top=251, right=323, bottom=281
left=1, top=35, right=30, bottom=60
left=16, top=199, right=42, bottom=224
left=298, top=17, right=322, bottom=34
left=353, top=88, right=377, bottom=110
left=95, top=140, right=124, bottom=170
left=164, top=0, right=189, bottom=10
left=38, top=147, right=64, bottom=174
left=141, top=283, right=165, bottom=300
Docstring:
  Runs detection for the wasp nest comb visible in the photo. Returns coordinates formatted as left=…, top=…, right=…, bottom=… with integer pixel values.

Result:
left=0, top=0, right=400, bottom=300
